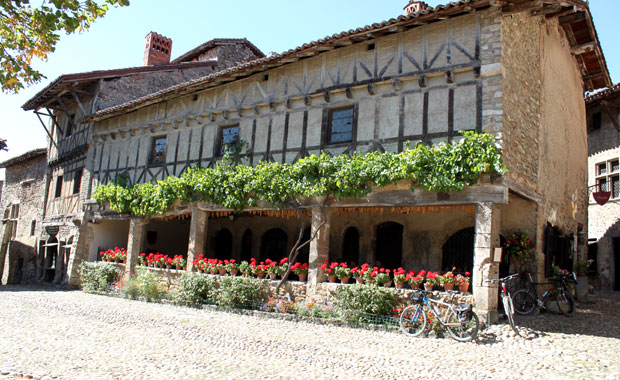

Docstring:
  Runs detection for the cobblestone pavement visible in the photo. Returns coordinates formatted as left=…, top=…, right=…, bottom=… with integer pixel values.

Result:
left=0, top=287, right=619, bottom=380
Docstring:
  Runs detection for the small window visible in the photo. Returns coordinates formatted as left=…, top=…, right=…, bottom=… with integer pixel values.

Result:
left=30, top=220, right=36, bottom=236
left=219, top=125, right=240, bottom=156
left=612, top=175, right=620, bottom=199
left=327, top=106, right=354, bottom=144
left=10, top=204, right=19, bottom=219
left=597, top=177, right=608, bottom=192
left=55, top=175, right=63, bottom=198
left=73, top=169, right=83, bottom=195
left=367, top=42, right=375, bottom=51
left=590, top=112, right=601, bottom=131
left=598, top=163, right=607, bottom=176
left=611, top=160, right=619, bottom=173
left=150, top=136, right=167, bottom=164
left=65, top=113, right=75, bottom=137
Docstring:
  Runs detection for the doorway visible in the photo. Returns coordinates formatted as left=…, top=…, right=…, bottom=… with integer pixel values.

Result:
left=375, top=222, right=403, bottom=269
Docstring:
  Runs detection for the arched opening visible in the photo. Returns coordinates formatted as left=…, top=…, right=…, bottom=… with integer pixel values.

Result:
left=44, top=237, right=58, bottom=283
left=342, top=226, right=360, bottom=266
left=296, top=227, right=311, bottom=264
left=61, top=236, right=74, bottom=282
left=240, top=229, right=253, bottom=262
left=442, top=227, right=474, bottom=274
left=375, top=222, right=403, bottom=269
left=260, top=228, right=288, bottom=262
left=214, top=228, right=233, bottom=260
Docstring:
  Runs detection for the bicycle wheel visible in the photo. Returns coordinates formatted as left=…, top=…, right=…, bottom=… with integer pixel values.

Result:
left=556, top=289, right=575, bottom=316
left=502, top=295, right=520, bottom=336
left=399, top=305, right=427, bottom=337
left=512, top=290, right=536, bottom=315
left=445, top=309, right=479, bottom=342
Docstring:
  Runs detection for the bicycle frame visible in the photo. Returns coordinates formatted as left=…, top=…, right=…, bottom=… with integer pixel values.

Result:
left=421, top=294, right=461, bottom=329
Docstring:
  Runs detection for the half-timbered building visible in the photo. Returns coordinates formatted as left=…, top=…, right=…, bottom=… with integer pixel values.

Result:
left=25, top=0, right=611, bottom=320
left=22, top=35, right=264, bottom=284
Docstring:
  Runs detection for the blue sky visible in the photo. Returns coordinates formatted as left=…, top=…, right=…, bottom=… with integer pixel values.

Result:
left=1, top=0, right=618, bottom=179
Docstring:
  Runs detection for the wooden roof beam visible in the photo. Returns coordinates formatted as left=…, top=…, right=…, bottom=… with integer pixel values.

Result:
left=571, top=41, right=596, bottom=56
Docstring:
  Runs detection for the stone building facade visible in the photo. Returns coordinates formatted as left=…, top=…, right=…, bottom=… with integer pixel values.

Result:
left=66, top=0, right=609, bottom=321
left=22, top=35, right=264, bottom=285
left=586, top=83, right=620, bottom=291
left=0, top=149, right=47, bottom=284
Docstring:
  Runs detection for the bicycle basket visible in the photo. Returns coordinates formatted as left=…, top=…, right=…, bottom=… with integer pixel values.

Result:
left=410, top=290, right=424, bottom=304
left=456, top=304, right=473, bottom=322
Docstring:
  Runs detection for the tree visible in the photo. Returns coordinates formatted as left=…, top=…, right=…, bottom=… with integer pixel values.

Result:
left=0, top=0, right=130, bottom=93
left=0, top=138, right=6, bottom=151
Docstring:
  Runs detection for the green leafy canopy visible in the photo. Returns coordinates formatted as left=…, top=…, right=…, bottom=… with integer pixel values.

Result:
left=0, top=0, right=130, bottom=93
left=93, top=131, right=506, bottom=217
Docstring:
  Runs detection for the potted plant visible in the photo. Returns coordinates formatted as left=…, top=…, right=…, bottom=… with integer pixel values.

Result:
left=363, top=267, right=378, bottom=285
left=172, top=255, right=186, bottom=270
left=266, top=259, right=279, bottom=279
left=253, top=261, right=267, bottom=279
left=574, top=260, right=591, bottom=301
left=335, top=263, right=351, bottom=284
left=290, top=262, right=308, bottom=281
left=225, top=259, right=239, bottom=276
left=139, top=253, right=147, bottom=266
left=424, top=271, right=439, bottom=291
left=455, top=272, right=470, bottom=292
left=321, top=261, right=338, bottom=282
left=239, top=260, right=251, bottom=276
left=217, top=260, right=227, bottom=275
left=506, top=232, right=535, bottom=267
left=440, top=267, right=456, bottom=291
left=393, top=268, right=407, bottom=288
left=352, top=264, right=369, bottom=284
left=376, top=268, right=391, bottom=287
left=277, top=258, right=289, bottom=278
left=408, top=272, right=425, bottom=290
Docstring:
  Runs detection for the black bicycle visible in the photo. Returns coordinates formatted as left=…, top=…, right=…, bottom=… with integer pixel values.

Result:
left=512, top=272, right=576, bottom=316
left=487, top=273, right=521, bottom=336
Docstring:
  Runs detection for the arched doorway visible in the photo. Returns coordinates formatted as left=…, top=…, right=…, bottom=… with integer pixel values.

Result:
left=296, top=227, right=311, bottom=264
left=44, top=237, right=58, bottom=282
left=240, top=229, right=252, bottom=262
left=61, top=237, right=74, bottom=282
left=442, top=227, right=474, bottom=273
left=342, top=226, right=360, bottom=266
left=260, top=228, right=288, bottom=262
left=214, top=229, right=233, bottom=260
left=375, top=222, right=403, bottom=269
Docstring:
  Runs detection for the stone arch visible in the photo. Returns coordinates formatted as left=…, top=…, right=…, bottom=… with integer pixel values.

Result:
left=441, top=227, right=474, bottom=273
left=260, top=228, right=288, bottom=262
left=240, top=229, right=252, bottom=262
left=214, top=228, right=233, bottom=260
left=342, top=226, right=360, bottom=266
left=375, top=222, right=403, bottom=269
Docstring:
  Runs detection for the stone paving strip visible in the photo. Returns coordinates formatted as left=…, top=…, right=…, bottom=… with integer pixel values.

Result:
left=0, top=287, right=619, bottom=380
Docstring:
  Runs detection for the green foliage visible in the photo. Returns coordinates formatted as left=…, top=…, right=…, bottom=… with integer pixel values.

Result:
left=174, top=272, right=217, bottom=306
left=333, top=284, right=399, bottom=322
left=1, top=0, right=130, bottom=93
left=214, top=276, right=266, bottom=308
left=130, top=268, right=165, bottom=301
left=94, top=132, right=505, bottom=217
left=78, top=262, right=120, bottom=293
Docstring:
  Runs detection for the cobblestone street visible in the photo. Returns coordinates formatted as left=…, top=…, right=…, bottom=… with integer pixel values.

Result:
left=1, top=286, right=619, bottom=380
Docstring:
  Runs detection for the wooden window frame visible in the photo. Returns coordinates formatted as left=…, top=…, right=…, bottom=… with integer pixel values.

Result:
left=73, top=168, right=83, bottom=195
left=326, top=105, right=356, bottom=145
left=149, top=136, right=167, bottom=165
left=218, top=124, right=240, bottom=157
left=595, top=158, right=620, bottom=199
left=54, top=175, right=63, bottom=198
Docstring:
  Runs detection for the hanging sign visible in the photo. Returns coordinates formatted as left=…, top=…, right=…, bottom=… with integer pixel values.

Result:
left=493, top=247, right=503, bottom=263
left=45, top=226, right=59, bottom=237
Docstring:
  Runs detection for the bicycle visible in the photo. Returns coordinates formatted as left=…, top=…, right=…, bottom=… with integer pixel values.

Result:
left=487, top=273, right=521, bottom=336
left=399, top=289, right=479, bottom=342
left=512, top=272, right=577, bottom=316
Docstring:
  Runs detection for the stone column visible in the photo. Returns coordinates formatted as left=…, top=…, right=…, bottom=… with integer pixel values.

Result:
left=307, top=207, right=331, bottom=296
left=473, top=202, right=501, bottom=324
left=125, top=217, right=148, bottom=280
left=187, top=207, right=208, bottom=271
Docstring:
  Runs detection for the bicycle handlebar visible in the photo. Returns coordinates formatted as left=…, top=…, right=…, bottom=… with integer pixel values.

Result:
left=486, top=273, right=519, bottom=284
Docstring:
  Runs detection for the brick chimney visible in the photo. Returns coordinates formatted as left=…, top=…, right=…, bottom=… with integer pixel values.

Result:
left=143, top=32, right=172, bottom=66
left=404, top=1, right=430, bottom=15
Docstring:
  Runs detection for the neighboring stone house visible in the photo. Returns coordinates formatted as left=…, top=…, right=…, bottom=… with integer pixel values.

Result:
left=586, top=83, right=620, bottom=291
left=22, top=34, right=264, bottom=284
left=0, top=149, right=47, bottom=285
left=61, top=0, right=609, bottom=320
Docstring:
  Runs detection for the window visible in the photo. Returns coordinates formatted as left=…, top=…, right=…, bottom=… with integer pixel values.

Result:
left=327, top=106, right=354, bottom=144
left=65, top=113, right=75, bottom=137
left=595, top=159, right=620, bottom=199
left=219, top=125, right=240, bottom=156
left=30, top=220, right=36, bottom=236
left=73, top=169, right=83, bottom=195
left=10, top=204, right=19, bottom=219
left=55, top=175, right=63, bottom=198
left=150, top=136, right=167, bottom=164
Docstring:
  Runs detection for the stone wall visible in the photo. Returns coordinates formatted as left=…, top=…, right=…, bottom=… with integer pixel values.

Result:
left=0, top=153, right=47, bottom=284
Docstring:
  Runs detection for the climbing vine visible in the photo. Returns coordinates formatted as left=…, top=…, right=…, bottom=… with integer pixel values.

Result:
left=93, top=132, right=505, bottom=217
